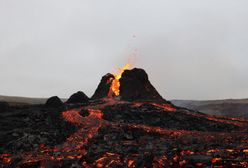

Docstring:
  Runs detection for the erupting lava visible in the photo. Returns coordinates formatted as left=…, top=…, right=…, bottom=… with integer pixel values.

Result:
left=108, top=64, right=131, bottom=97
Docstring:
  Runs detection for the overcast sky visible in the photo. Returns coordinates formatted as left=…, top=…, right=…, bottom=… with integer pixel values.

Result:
left=1, top=0, right=248, bottom=100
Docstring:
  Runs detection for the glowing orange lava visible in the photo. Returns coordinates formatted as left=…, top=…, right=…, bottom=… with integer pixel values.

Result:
left=109, top=64, right=131, bottom=97
left=2, top=99, right=248, bottom=167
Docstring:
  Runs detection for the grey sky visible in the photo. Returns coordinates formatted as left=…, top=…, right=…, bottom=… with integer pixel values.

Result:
left=1, top=0, right=248, bottom=100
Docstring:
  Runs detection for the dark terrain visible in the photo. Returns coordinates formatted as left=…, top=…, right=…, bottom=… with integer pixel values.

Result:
left=172, top=99, right=248, bottom=119
left=1, top=68, right=248, bottom=168
left=0, top=95, right=54, bottom=105
left=0, top=104, right=76, bottom=154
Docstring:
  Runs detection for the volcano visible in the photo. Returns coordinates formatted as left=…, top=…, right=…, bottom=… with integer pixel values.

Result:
left=1, top=67, right=248, bottom=168
left=120, top=68, right=165, bottom=102
left=92, top=67, right=166, bottom=103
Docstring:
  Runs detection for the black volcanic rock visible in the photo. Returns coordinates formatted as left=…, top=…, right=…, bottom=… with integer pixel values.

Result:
left=119, top=68, right=165, bottom=102
left=66, top=91, right=89, bottom=104
left=45, top=96, right=63, bottom=107
left=0, top=101, right=9, bottom=112
left=0, top=103, right=76, bottom=155
left=92, top=73, right=115, bottom=99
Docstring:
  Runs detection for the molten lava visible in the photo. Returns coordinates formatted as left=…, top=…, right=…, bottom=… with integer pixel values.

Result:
left=108, top=64, right=131, bottom=97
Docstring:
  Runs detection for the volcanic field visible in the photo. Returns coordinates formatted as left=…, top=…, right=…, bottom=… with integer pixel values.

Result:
left=1, top=66, right=248, bottom=168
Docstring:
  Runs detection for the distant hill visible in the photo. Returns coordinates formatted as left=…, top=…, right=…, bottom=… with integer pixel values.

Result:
left=171, top=99, right=248, bottom=119
left=0, top=95, right=66, bottom=105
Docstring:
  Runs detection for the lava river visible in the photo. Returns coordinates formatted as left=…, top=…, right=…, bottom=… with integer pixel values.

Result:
left=20, top=108, right=103, bottom=167
left=2, top=100, right=129, bottom=167
left=1, top=99, right=248, bottom=167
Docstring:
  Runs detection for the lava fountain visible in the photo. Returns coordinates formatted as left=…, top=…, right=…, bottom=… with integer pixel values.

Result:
left=108, top=64, right=131, bottom=97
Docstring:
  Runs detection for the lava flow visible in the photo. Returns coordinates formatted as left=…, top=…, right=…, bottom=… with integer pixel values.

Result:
left=2, top=99, right=248, bottom=167
left=10, top=106, right=105, bottom=167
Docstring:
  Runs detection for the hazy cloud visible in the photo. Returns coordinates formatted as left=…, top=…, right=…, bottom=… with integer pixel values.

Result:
left=0, top=0, right=248, bottom=100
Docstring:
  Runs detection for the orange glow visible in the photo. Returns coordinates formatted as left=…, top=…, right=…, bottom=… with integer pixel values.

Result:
left=109, top=64, right=131, bottom=97
left=212, top=157, right=222, bottom=163
left=94, top=152, right=121, bottom=167
left=244, top=149, right=248, bottom=153
left=127, top=160, right=134, bottom=167
left=133, top=102, right=177, bottom=112
left=3, top=99, right=248, bottom=167
left=150, top=103, right=177, bottom=112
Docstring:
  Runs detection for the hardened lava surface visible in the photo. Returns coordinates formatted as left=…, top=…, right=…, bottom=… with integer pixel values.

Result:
left=1, top=99, right=248, bottom=168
